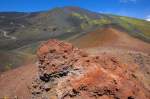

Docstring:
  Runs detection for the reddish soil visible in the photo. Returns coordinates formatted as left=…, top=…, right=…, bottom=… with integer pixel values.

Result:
left=0, top=64, right=37, bottom=99
left=71, top=27, right=150, bottom=53
left=32, top=40, right=150, bottom=99
left=0, top=39, right=149, bottom=99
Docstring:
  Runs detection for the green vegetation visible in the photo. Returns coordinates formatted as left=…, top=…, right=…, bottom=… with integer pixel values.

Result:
left=71, top=13, right=85, bottom=20
left=71, top=12, right=111, bottom=30
left=90, top=18, right=111, bottom=25
left=72, top=12, right=150, bottom=41
left=109, top=15, right=150, bottom=42
left=72, top=13, right=150, bottom=41
left=0, top=51, right=27, bottom=72
left=119, top=16, right=150, bottom=37
left=71, top=12, right=150, bottom=42
left=5, top=64, right=12, bottom=70
left=0, top=7, right=150, bottom=72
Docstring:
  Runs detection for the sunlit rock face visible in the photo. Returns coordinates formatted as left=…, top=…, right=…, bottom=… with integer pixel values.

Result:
left=31, top=39, right=150, bottom=99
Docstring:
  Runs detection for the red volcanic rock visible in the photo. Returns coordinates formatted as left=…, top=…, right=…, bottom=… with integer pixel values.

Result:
left=31, top=39, right=150, bottom=99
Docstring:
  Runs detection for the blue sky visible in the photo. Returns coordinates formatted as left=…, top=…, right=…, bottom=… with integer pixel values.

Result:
left=0, top=0, right=150, bottom=20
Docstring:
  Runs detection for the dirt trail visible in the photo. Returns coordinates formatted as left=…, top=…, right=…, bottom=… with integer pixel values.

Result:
left=0, top=29, right=16, bottom=40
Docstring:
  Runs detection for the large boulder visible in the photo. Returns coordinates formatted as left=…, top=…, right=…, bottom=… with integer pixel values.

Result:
left=31, top=39, right=150, bottom=99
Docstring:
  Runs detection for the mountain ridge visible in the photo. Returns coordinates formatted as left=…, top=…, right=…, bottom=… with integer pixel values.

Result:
left=0, top=6, right=149, bottom=72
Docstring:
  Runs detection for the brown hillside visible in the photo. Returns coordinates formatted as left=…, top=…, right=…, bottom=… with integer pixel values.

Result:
left=0, top=64, right=37, bottom=98
left=0, top=40, right=149, bottom=99
left=71, top=27, right=150, bottom=53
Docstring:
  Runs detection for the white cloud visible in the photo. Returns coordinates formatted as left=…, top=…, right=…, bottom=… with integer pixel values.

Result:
left=145, top=15, right=150, bottom=21
left=120, top=0, right=137, bottom=3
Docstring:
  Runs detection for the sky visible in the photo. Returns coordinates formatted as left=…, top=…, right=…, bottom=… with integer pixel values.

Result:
left=0, top=0, right=150, bottom=20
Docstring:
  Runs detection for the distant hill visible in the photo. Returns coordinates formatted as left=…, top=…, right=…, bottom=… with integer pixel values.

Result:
left=71, top=27, right=150, bottom=53
left=0, top=7, right=150, bottom=50
left=0, top=6, right=150, bottom=72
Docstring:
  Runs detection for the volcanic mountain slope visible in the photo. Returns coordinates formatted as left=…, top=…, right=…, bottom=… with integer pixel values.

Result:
left=0, top=50, right=34, bottom=72
left=0, top=7, right=150, bottom=72
left=71, top=27, right=150, bottom=53
left=1, top=7, right=150, bottom=50
left=0, top=40, right=149, bottom=99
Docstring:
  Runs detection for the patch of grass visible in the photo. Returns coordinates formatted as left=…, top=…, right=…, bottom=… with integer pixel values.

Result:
left=71, top=12, right=112, bottom=30
left=4, top=64, right=12, bottom=70
left=0, top=51, right=28, bottom=72
left=109, top=15, right=150, bottom=42
left=119, top=17, right=150, bottom=37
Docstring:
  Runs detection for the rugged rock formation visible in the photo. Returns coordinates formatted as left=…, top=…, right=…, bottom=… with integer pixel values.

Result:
left=31, top=39, right=150, bottom=99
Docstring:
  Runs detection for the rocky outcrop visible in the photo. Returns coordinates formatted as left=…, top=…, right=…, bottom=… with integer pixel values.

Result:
left=31, top=39, right=150, bottom=99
